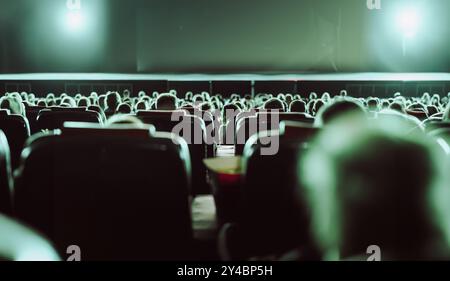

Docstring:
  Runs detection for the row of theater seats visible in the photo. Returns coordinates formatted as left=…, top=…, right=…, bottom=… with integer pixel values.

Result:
left=0, top=117, right=319, bottom=260
left=0, top=104, right=217, bottom=196
left=232, top=112, right=314, bottom=155
left=1, top=103, right=323, bottom=197
left=218, top=122, right=320, bottom=260
left=220, top=120, right=450, bottom=261
left=15, top=125, right=194, bottom=260
left=0, top=102, right=210, bottom=259
left=1, top=90, right=450, bottom=260
left=0, top=122, right=193, bottom=260
left=0, top=96, right=324, bottom=259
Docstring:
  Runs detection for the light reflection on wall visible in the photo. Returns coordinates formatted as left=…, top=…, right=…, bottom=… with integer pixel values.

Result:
left=19, top=0, right=108, bottom=71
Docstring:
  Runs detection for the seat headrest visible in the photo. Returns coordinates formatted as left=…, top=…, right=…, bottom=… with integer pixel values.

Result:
left=25, top=106, right=47, bottom=112
left=281, top=121, right=319, bottom=140
left=406, top=110, right=428, bottom=118
left=0, top=109, right=10, bottom=116
left=179, top=107, right=195, bottom=115
left=48, top=107, right=87, bottom=112
left=61, top=122, right=156, bottom=138
left=137, top=110, right=187, bottom=118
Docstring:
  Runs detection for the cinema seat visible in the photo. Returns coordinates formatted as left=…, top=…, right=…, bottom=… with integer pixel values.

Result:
left=219, top=130, right=314, bottom=260
left=429, top=112, right=444, bottom=120
left=62, top=121, right=157, bottom=138
left=429, top=128, right=450, bottom=147
left=179, top=106, right=195, bottom=115
left=406, top=110, right=428, bottom=121
left=0, top=110, right=30, bottom=169
left=0, top=130, right=13, bottom=216
left=425, top=121, right=450, bottom=133
left=87, top=105, right=106, bottom=122
left=422, top=115, right=443, bottom=128
left=257, top=112, right=314, bottom=125
left=177, top=115, right=213, bottom=195
left=224, top=111, right=257, bottom=145
left=14, top=126, right=193, bottom=261
left=137, top=110, right=187, bottom=132
left=235, top=116, right=258, bottom=155
left=235, top=111, right=257, bottom=127
left=235, top=113, right=315, bottom=155
left=24, top=105, right=46, bottom=134
left=281, top=121, right=319, bottom=142
left=138, top=109, right=217, bottom=146
left=36, top=108, right=102, bottom=131
left=222, top=108, right=242, bottom=145
left=240, top=121, right=319, bottom=153
left=200, top=110, right=218, bottom=146
left=138, top=110, right=213, bottom=195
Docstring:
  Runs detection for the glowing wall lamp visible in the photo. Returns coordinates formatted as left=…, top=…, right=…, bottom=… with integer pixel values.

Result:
left=66, top=0, right=84, bottom=31
left=397, top=8, right=420, bottom=39
left=396, top=8, right=421, bottom=56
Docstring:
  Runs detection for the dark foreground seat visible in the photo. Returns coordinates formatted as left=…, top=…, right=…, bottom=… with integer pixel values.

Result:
left=219, top=127, right=319, bottom=260
left=425, top=121, right=450, bottom=133
left=14, top=125, right=193, bottom=261
left=25, top=105, right=46, bottom=134
left=235, top=112, right=315, bottom=155
left=0, top=110, right=30, bottom=169
left=0, top=130, right=13, bottom=216
left=137, top=110, right=213, bottom=196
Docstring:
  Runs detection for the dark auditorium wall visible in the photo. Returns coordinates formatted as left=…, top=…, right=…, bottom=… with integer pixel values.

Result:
left=137, top=0, right=450, bottom=73
left=137, top=0, right=367, bottom=73
left=0, top=0, right=449, bottom=73
left=0, top=0, right=137, bottom=73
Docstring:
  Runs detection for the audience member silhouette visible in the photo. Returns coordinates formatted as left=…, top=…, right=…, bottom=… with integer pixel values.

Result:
left=301, top=113, right=450, bottom=260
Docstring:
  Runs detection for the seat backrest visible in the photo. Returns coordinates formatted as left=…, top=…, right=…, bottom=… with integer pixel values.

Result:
left=62, top=122, right=156, bottom=138
left=281, top=121, right=319, bottom=143
left=137, top=110, right=186, bottom=132
left=429, top=112, right=444, bottom=120
left=236, top=113, right=315, bottom=149
left=235, top=116, right=258, bottom=155
left=406, top=110, right=428, bottom=121
left=0, top=130, right=13, bottom=216
left=137, top=110, right=186, bottom=119
left=422, top=116, right=443, bottom=127
left=36, top=109, right=102, bottom=131
left=0, top=110, right=30, bottom=169
left=425, top=121, right=450, bottom=133
left=258, top=112, right=314, bottom=125
left=235, top=111, right=257, bottom=128
left=87, top=105, right=106, bottom=122
left=173, top=115, right=212, bottom=195
left=235, top=131, right=313, bottom=258
left=138, top=111, right=212, bottom=195
left=179, top=107, right=195, bottom=115
left=429, top=127, right=450, bottom=138
left=25, top=105, right=47, bottom=134
left=47, top=107, right=87, bottom=112
left=234, top=113, right=314, bottom=155
left=198, top=110, right=218, bottom=143
left=14, top=131, right=192, bottom=260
